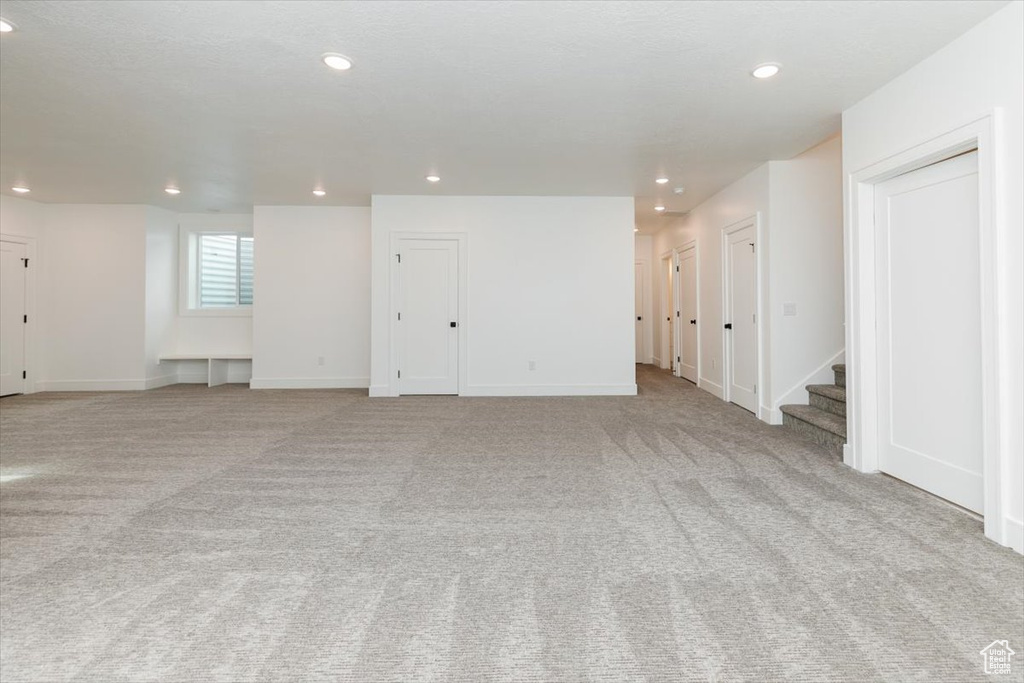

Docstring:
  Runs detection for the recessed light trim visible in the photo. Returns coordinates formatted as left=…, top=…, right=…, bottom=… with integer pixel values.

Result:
left=655, top=177, right=669, bottom=184
left=752, top=63, right=781, bottom=79
left=322, top=52, right=353, bottom=71
left=654, top=205, right=665, bottom=212
left=0, top=18, right=15, bottom=33
left=425, top=175, right=441, bottom=183
left=164, top=187, right=181, bottom=195
left=11, top=186, right=30, bottom=193
left=312, top=189, right=326, bottom=197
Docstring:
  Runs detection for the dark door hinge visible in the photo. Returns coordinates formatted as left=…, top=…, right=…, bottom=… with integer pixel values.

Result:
left=23, top=315, right=28, bottom=323
left=675, top=265, right=679, bottom=272
left=23, top=258, right=29, bottom=268
left=397, top=370, right=401, bottom=379
left=397, top=312, right=401, bottom=321
left=396, top=253, right=401, bottom=263
left=22, top=371, right=27, bottom=379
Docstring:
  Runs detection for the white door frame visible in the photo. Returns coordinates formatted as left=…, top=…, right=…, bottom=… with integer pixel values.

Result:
left=673, top=240, right=699, bottom=382
left=387, top=232, right=469, bottom=397
left=721, top=214, right=765, bottom=419
left=0, top=233, right=37, bottom=395
left=845, top=112, right=1011, bottom=548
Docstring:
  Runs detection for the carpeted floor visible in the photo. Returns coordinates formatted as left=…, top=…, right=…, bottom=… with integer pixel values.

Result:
left=0, top=365, right=1021, bottom=682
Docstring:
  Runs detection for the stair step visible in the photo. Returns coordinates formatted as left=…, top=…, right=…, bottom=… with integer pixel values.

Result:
left=832, top=363, right=846, bottom=388
left=808, top=386, right=846, bottom=417
left=807, top=384, right=845, bottom=402
left=780, top=404, right=847, bottom=439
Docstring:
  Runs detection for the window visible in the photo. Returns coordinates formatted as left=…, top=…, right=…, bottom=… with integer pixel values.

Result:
left=182, top=231, right=254, bottom=313
left=197, top=234, right=254, bottom=307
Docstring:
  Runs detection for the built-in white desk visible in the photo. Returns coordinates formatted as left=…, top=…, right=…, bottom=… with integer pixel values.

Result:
left=159, top=354, right=252, bottom=387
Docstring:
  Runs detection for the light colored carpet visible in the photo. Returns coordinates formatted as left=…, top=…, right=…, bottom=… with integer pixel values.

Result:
left=0, top=365, right=1021, bottom=682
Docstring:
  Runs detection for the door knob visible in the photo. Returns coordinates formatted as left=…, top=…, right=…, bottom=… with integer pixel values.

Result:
left=724, top=323, right=733, bottom=330
left=450, top=322, right=457, bottom=328
left=690, top=319, right=696, bottom=325
left=637, top=316, right=642, bottom=321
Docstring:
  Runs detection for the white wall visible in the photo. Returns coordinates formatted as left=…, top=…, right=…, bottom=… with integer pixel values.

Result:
left=39, top=205, right=148, bottom=390
left=251, top=206, right=371, bottom=388
left=842, top=1, right=1023, bottom=551
left=369, top=196, right=636, bottom=396
left=144, top=206, right=178, bottom=388
left=768, top=136, right=845, bottom=418
left=634, top=233, right=655, bottom=364
left=653, top=164, right=771, bottom=403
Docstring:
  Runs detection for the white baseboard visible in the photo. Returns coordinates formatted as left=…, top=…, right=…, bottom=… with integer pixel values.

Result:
left=652, top=355, right=662, bottom=368
left=773, top=349, right=846, bottom=414
left=464, top=384, right=637, bottom=397
left=37, top=378, right=148, bottom=392
left=368, top=384, right=391, bottom=397
left=249, top=377, right=369, bottom=389
left=1004, top=516, right=1024, bottom=555
left=144, top=374, right=178, bottom=390
left=175, top=372, right=210, bottom=385
left=698, top=378, right=723, bottom=400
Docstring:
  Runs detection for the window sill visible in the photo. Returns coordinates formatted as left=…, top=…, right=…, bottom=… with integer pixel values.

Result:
left=178, top=307, right=253, bottom=318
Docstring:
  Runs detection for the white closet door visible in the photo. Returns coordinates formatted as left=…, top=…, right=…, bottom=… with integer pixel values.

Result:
left=0, top=241, right=27, bottom=397
left=397, top=239, right=459, bottom=395
left=725, top=225, right=757, bottom=413
left=679, top=247, right=698, bottom=383
left=875, top=151, right=982, bottom=513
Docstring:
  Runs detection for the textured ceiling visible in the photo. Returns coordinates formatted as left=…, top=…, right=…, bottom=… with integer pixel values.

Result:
left=0, top=0, right=1008, bottom=231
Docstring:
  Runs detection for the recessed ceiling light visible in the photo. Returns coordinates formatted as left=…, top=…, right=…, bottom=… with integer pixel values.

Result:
left=655, top=177, right=669, bottom=184
left=0, top=19, right=15, bottom=33
left=322, top=53, right=353, bottom=71
left=752, top=63, right=781, bottom=79
left=654, top=205, right=665, bottom=212
left=673, top=186, right=686, bottom=195
left=11, top=186, right=30, bottom=193
left=425, top=175, right=441, bottom=183
left=312, top=189, right=326, bottom=197
left=165, top=187, right=181, bottom=195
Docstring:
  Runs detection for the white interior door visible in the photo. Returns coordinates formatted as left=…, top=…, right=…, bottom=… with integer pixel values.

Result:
left=634, top=262, right=644, bottom=363
left=725, top=224, right=757, bottom=413
left=875, top=151, right=982, bottom=513
left=397, top=239, right=459, bottom=395
left=0, top=241, right=27, bottom=397
left=678, top=246, right=698, bottom=383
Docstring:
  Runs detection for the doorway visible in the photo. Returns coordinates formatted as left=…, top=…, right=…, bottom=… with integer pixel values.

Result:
left=0, top=240, right=27, bottom=397
left=723, top=219, right=758, bottom=414
left=395, top=238, right=460, bottom=395
left=875, top=151, right=983, bottom=513
left=676, top=244, right=698, bottom=383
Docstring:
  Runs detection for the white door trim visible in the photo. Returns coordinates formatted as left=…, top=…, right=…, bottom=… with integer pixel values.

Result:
left=845, top=111, right=1011, bottom=549
left=0, top=233, right=37, bottom=395
left=387, top=232, right=468, bottom=397
left=673, top=239, right=699, bottom=382
left=721, top=215, right=764, bottom=418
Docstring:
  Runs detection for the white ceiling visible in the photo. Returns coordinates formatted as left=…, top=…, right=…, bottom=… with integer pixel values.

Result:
left=0, top=0, right=1008, bottom=231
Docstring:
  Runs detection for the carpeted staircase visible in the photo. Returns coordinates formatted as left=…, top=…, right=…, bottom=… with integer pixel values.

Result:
left=780, top=364, right=846, bottom=455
